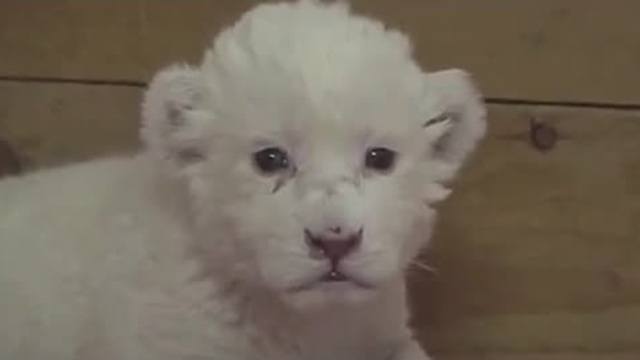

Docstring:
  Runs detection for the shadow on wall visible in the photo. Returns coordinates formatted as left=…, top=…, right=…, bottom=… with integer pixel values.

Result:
left=0, top=136, right=21, bottom=178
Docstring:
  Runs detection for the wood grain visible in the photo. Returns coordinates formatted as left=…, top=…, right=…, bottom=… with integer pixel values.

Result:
left=1, top=0, right=639, bottom=104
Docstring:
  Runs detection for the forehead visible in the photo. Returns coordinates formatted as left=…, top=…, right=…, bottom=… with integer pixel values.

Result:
left=201, top=1, right=429, bottom=146
left=227, top=94, right=425, bottom=153
left=205, top=57, right=427, bottom=141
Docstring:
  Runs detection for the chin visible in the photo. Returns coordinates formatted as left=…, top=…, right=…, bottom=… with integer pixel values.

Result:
left=259, top=252, right=404, bottom=311
left=282, top=282, right=377, bottom=311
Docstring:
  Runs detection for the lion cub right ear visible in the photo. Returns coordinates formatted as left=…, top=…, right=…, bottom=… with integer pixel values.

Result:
left=140, top=64, right=213, bottom=173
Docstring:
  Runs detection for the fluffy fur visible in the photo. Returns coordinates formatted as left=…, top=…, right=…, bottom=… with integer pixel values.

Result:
left=0, top=1, right=486, bottom=359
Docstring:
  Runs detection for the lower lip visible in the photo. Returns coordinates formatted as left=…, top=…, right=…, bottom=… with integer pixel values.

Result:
left=288, top=273, right=373, bottom=293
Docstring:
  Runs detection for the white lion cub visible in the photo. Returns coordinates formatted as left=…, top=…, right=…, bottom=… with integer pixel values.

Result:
left=0, top=1, right=486, bottom=359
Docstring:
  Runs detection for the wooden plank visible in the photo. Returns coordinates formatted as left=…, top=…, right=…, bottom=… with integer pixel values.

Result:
left=0, top=81, right=639, bottom=356
left=411, top=105, right=640, bottom=354
left=1, top=0, right=640, bottom=104
left=0, top=81, right=141, bottom=170
left=0, top=0, right=257, bottom=83
left=439, top=353, right=640, bottom=360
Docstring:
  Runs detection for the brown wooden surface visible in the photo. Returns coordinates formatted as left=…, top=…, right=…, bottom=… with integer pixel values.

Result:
left=412, top=105, right=640, bottom=356
left=1, top=81, right=638, bottom=357
left=0, top=81, right=140, bottom=169
left=1, top=0, right=640, bottom=104
left=442, top=354, right=640, bottom=360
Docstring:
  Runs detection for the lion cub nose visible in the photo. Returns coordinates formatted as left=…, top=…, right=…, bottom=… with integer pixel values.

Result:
left=304, top=228, right=363, bottom=263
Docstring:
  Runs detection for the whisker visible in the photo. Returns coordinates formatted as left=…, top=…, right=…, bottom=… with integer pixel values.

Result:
left=409, top=259, right=439, bottom=275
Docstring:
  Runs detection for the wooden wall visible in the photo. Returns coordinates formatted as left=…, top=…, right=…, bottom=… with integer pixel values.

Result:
left=1, top=1, right=639, bottom=359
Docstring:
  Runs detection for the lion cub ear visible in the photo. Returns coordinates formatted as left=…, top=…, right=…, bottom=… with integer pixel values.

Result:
left=422, top=69, right=487, bottom=182
left=140, top=64, right=213, bottom=173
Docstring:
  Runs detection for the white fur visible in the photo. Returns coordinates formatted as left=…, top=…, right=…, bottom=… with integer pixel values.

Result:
left=0, top=1, right=486, bottom=359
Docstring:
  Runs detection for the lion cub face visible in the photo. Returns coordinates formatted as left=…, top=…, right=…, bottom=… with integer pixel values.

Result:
left=141, top=1, right=486, bottom=309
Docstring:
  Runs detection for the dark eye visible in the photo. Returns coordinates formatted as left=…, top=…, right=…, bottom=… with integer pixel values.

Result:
left=365, top=147, right=396, bottom=172
left=253, top=147, right=290, bottom=174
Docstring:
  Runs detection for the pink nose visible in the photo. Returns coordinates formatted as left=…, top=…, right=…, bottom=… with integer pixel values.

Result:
left=304, top=228, right=363, bottom=263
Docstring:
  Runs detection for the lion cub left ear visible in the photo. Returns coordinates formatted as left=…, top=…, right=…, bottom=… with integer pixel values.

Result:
left=140, top=64, right=213, bottom=173
left=421, top=69, right=487, bottom=181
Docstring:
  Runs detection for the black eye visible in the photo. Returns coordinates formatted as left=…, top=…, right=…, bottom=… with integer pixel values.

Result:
left=253, top=147, right=290, bottom=174
left=365, top=147, right=396, bottom=172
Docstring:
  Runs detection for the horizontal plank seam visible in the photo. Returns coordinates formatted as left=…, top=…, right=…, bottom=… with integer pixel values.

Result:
left=0, top=75, right=144, bottom=88
left=1, top=75, right=639, bottom=111
left=486, top=97, right=640, bottom=111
